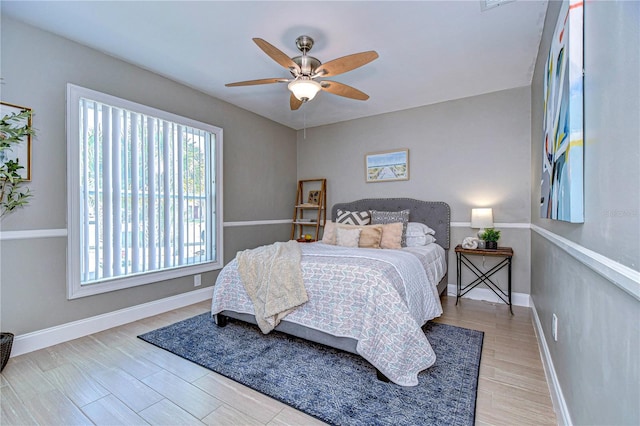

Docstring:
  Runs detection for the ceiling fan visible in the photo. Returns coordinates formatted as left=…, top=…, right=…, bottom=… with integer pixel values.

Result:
left=225, top=35, right=379, bottom=110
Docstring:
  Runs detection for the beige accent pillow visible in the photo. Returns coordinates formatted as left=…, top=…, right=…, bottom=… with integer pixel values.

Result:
left=357, top=224, right=383, bottom=248
left=321, top=221, right=337, bottom=244
left=336, top=227, right=361, bottom=247
left=336, top=224, right=382, bottom=248
left=323, top=222, right=383, bottom=248
left=379, top=222, right=403, bottom=249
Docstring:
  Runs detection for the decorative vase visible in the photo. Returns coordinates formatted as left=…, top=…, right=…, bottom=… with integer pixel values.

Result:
left=485, top=241, right=498, bottom=250
left=0, top=332, right=14, bottom=371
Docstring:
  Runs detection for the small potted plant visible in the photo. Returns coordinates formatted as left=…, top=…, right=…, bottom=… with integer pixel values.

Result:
left=480, top=228, right=501, bottom=250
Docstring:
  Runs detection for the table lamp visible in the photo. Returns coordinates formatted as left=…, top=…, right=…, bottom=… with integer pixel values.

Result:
left=471, top=208, right=493, bottom=239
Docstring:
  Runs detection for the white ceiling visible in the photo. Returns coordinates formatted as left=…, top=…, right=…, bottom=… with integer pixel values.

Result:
left=1, top=1, right=548, bottom=130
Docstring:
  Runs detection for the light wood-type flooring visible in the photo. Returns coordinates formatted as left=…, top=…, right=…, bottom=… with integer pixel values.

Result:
left=1, top=296, right=557, bottom=425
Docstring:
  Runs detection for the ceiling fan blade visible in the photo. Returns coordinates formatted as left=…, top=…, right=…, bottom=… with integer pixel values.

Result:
left=314, top=51, right=379, bottom=77
left=320, top=81, right=369, bottom=101
left=253, top=38, right=301, bottom=74
left=290, top=93, right=303, bottom=110
left=225, top=78, right=289, bottom=87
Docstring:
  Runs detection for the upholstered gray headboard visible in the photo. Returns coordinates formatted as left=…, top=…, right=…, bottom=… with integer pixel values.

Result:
left=331, top=198, right=451, bottom=250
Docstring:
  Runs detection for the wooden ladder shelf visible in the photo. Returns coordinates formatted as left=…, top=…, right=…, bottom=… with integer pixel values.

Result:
left=291, top=178, right=327, bottom=241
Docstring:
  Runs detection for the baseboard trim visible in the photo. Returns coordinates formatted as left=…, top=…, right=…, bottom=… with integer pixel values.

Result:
left=530, top=299, right=573, bottom=426
left=447, top=284, right=530, bottom=307
left=11, top=286, right=214, bottom=357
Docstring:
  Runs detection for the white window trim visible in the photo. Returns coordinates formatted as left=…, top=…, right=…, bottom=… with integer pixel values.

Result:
left=66, top=83, right=223, bottom=299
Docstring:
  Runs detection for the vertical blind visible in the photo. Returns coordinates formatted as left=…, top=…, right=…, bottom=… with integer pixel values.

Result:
left=78, top=98, right=213, bottom=284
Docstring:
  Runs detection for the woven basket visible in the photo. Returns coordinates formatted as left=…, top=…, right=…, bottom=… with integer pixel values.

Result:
left=0, top=332, right=14, bottom=372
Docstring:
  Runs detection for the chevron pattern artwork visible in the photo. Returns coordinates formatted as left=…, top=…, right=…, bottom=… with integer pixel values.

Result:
left=336, top=209, right=371, bottom=225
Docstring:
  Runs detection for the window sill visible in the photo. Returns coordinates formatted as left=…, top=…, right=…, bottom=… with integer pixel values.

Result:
left=67, top=261, right=222, bottom=299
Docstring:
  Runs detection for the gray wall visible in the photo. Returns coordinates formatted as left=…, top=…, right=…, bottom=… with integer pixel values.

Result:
left=3, top=9, right=638, bottom=424
left=530, top=1, right=640, bottom=424
left=0, top=17, right=297, bottom=335
left=297, top=87, right=532, bottom=294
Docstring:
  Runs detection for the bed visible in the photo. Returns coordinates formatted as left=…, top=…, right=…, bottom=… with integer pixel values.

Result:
left=211, top=198, right=450, bottom=386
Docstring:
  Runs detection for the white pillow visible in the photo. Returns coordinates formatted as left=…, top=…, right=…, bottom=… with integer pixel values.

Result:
left=335, top=227, right=361, bottom=247
left=406, top=234, right=437, bottom=247
left=406, top=222, right=436, bottom=236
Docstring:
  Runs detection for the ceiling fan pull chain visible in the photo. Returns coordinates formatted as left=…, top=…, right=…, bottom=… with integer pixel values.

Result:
left=303, top=112, right=307, bottom=139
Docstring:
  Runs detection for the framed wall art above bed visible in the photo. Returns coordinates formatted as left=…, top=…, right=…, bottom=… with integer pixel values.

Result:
left=365, top=149, right=409, bottom=183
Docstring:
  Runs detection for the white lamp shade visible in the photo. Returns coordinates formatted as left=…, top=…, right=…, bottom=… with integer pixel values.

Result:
left=471, top=208, right=494, bottom=229
left=288, top=79, right=322, bottom=101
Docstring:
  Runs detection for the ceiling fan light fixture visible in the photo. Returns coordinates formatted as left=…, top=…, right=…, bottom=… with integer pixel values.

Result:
left=288, top=78, right=322, bottom=102
left=226, top=36, right=378, bottom=111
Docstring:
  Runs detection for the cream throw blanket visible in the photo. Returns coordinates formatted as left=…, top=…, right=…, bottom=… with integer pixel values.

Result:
left=236, top=240, right=308, bottom=334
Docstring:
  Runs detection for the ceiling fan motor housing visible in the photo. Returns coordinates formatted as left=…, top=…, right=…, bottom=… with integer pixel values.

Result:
left=292, top=56, right=321, bottom=76
left=292, top=35, right=321, bottom=76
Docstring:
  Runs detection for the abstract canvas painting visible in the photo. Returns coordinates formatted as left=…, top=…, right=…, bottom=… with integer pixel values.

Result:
left=540, top=0, right=584, bottom=223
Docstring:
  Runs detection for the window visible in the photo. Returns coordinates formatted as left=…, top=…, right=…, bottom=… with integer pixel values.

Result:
left=66, top=84, right=223, bottom=299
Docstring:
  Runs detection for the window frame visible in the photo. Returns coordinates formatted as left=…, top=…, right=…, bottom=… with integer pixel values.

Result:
left=66, top=83, right=223, bottom=299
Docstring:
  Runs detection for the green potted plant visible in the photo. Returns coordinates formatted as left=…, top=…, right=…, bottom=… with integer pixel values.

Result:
left=1, top=107, right=33, bottom=217
left=0, top=106, right=33, bottom=371
left=480, top=228, right=501, bottom=250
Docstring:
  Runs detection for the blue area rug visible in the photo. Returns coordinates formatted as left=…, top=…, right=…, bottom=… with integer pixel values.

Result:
left=138, top=313, right=483, bottom=426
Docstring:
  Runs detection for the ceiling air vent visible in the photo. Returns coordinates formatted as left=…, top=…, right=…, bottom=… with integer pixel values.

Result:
left=480, top=0, right=515, bottom=12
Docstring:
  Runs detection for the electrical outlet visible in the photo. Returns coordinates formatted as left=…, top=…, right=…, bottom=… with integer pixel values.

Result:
left=552, top=313, right=558, bottom=341
left=194, top=274, right=202, bottom=287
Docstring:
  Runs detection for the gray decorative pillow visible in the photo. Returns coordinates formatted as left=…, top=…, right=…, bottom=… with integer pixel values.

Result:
left=336, top=209, right=371, bottom=226
left=370, top=209, right=410, bottom=247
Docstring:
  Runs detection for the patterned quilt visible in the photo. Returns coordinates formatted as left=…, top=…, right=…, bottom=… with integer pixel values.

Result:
left=211, top=242, right=446, bottom=386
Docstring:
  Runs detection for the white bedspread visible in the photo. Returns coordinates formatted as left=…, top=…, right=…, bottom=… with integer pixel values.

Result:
left=211, top=242, right=446, bottom=386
